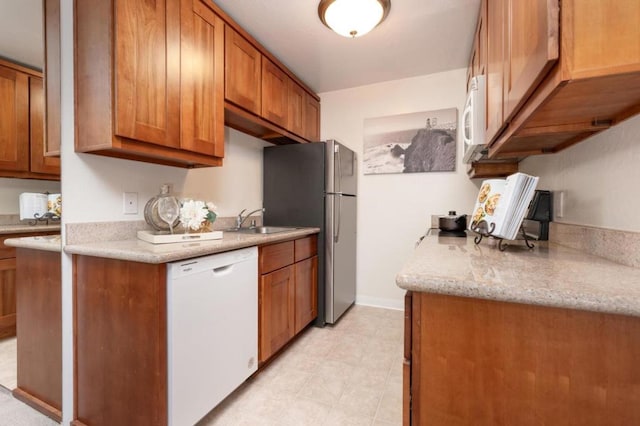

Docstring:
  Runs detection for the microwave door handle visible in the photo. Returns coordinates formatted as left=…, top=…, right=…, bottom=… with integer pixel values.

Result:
left=463, top=104, right=472, bottom=145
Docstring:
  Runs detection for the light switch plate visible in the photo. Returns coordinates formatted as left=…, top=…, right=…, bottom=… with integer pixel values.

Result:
left=123, top=192, right=138, bottom=215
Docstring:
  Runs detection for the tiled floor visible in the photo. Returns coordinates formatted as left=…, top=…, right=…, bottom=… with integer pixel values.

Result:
left=199, top=305, right=404, bottom=426
left=0, top=337, right=17, bottom=391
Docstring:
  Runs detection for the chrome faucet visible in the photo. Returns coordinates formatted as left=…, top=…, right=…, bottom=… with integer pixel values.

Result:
left=236, top=207, right=265, bottom=229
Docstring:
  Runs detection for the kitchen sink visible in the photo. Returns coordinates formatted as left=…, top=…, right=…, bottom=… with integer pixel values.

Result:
left=226, top=226, right=297, bottom=234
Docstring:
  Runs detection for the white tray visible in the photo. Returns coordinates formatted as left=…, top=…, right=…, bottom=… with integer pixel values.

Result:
left=137, top=230, right=223, bottom=244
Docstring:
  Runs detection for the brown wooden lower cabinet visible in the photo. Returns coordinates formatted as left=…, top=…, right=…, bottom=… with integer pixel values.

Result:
left=405, top=291, right=640, bottom=425
left=259, top=264, right=295, bottom=362
left=73, top=255, right=167, bottom=426
left=13, top=248, right=61, bottom=422
left=0, top=232, right=58, bottom=339
left=258, top=235, right=318, bottom=364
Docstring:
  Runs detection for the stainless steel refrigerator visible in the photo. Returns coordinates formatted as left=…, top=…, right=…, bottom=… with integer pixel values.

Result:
left=263, top=140, right=357, bottom=325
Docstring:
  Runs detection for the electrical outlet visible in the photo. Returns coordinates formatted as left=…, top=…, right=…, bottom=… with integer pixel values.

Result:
left=123, top=192, right=138, bottom=215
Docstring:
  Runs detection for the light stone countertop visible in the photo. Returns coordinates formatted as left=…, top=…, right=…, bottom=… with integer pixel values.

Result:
left=0, top=223, right=61, bottom=235
left=396, top=235, right=640, bottom=317
left=4, top=234, right=62, bottom=253
left=64, top=227, right=320, bottom=264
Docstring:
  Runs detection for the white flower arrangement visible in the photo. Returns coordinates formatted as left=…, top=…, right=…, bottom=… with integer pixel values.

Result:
left=179, top=200, right=218, bottom=232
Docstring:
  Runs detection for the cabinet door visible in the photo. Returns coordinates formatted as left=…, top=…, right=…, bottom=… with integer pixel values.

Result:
left=114, top=0, right=180, bottom=148
left=0, top=64, right=29, bottom=172
left=262, top=58, right=288, bottom=128
left=287, top=80, right=305, bottom=137
left=29, top=77, right=60, bottom=176
left=225, top=26, right=261, bottom=115
left=563, top=0, right=640, bottom=79
left=259, top=265, right=294, bottom=363
left=180, top=0, right=224, bottom=157
left=485, top=0, right=507, bottom=144
left=0, top=258, right=16, bottom=339
left=304, top=93, right=321, bottom=142
left=294, top=256, right=318, bottom=334
left=44, top=0, right=61, bottom=156
left=503, top=0, right=559, bottom=122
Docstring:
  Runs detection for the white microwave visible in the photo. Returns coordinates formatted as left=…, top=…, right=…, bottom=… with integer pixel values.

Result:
left=462, top=75, right=486, bottom=163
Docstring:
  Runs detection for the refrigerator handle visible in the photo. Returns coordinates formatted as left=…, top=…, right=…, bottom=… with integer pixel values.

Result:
left=335, top=194, right=341, bottom=243
left=335, top=144, right=342, bottom=194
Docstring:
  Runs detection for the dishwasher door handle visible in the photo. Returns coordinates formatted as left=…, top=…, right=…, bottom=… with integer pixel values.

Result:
left=212, top=264, right=234, bottom=276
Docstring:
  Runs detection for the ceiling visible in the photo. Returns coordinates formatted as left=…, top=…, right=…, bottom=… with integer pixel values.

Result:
left=0, top=0, right=481, bottom=92
left=214, top=0, right=481, bottom=93
left=0, top=0, right=43, bottom=69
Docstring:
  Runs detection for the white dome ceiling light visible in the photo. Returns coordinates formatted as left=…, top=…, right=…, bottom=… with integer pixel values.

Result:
left=318, top=0, right=391, bottom=38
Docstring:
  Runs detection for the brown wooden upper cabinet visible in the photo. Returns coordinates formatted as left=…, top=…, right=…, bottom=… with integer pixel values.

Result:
left=225, top=26, right=262, bottom=115
left=261, top=58, right=289, bottom=128
left=479, top=0, right=640, bottom=159
left=223, top=25, right=321, bottom=143
left=75, top=0, right=225, bottom=168
left=0, top=60, right=60, bottom=180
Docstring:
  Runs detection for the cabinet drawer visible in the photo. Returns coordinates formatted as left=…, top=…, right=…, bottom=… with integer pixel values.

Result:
left=259, top=241, right=294, bottom=274
left=294, top=235, right=318, bottom=262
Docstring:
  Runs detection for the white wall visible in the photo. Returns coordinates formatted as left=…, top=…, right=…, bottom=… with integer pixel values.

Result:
left=63, top=128, right=267, bottom=224
left=0, top=178, right=61, bottom=214
left=520, top=114, right=640, bottom=232
left=320, top=69, right=479, bottom=309
left=182, top=128, right=269, bottom=216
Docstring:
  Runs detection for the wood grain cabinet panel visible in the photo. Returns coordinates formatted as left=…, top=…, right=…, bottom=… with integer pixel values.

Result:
left=259, top=241, right=294, bottom=274
left=13, top=248, right=61, bottom=422
left=294, top=235, right=318, bottom=262
left=485, top=0, right=506, bottom=145
left=259, top=265, right=295, bottom=363
left=225, top=26, right=261, bottom=115
left=180, top=0, right=225, bottom=157
left=261, top=58, right=288, bottom=128
left=287, top=79, right=305, bottom=137
left=0, top=258, right=17, bottom=339
left=74, top=256, right=167, bottom=426
left=75, top=0, right=224, bottom=168
left=29, top=77, right=60, bottom=176
left=503, top=0, right=559, bottom=122
left=0, top=63, right=29, bottom=173
left=294, top=256, right=317, bottom=334
left=405, top=292, right=640, bottom=425
left=43, top=0, right=61, bottom=157
left=258, top=235, right=319, bottom=364
left=114, top=0, right=181, bottom=148
left=304, top=93, right=321, bottom=142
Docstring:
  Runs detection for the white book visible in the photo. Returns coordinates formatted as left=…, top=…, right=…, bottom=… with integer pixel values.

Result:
left=469, top=173, right=539, bottom=240
left=19, top=193, right=48, bottom=220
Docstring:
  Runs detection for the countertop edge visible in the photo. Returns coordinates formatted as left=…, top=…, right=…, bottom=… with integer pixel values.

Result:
left=396, top=274, right=639, bottom=317
left=5, top=236, right=62, bottom=253
left=0, top=225, right=61, bottom=235
left=64, top=228, right=320, bottom=264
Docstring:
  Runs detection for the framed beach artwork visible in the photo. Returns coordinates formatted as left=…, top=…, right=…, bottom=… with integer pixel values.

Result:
left=363, top=108, right=458, bottom=175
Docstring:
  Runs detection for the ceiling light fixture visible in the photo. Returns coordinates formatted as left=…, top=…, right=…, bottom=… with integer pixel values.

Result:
left=318, top=0, right=391, bottom=38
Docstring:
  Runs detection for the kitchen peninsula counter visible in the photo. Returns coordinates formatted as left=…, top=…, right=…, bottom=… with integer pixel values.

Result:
left=64, top=227, right=320, bottom=264
left=396, top=235, right=640, bottom=317
left=399, top=235, right=640, bottom=425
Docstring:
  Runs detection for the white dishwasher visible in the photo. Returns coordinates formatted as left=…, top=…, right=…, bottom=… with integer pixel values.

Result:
left=167, top=246, right=258, bottom=426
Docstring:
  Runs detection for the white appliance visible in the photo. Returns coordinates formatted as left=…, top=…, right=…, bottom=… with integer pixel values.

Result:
left=167, top=247, right=258, bottom=426
left=462, top=75, right=487, bottom=163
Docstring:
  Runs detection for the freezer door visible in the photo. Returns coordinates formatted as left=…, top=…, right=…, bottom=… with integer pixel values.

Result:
left=326, top=140, right=357, bottom=196
left=325, top=194, right=356, bottom=323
